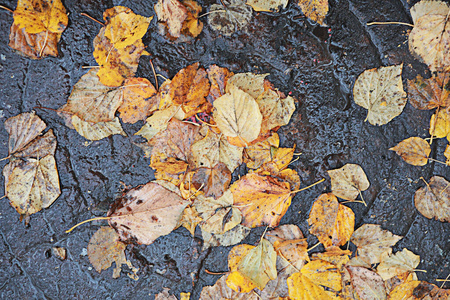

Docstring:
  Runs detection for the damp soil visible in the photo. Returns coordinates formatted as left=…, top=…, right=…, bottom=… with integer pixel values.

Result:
left=0, top=0, right=449, bottom=299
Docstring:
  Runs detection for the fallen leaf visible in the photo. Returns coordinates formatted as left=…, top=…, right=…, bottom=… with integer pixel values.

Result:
left=107, top=181, right=190, bottom=244
left=407, top=72, right=450, bottom=110
left=9, top=0, right=68, bottom=59
left=207, top=65, right=234, bottom=103
left=346, top=266, right=387, bottom=300
left=244, top=133, right=279, bottom=169
left=191, top=163, right=232, bottom=199
left=155, top=288, right=177, bottom=300
left=297, top=0, right=329, bottom=25
left=118, top=78, right=158, bottom=124
left=430, top=108, right=450, bottom=139
left=200, top=275, right=259, bottom=299
left=388, top=280, right=421, bottom=300
left=257, top=89, right=296, bottom=134
left=177, top=205, right=202, bottom=235
left=257, top=268, right=292, bottom=299
left=327, top=163, right=370, bottom=202
left=88, top=226, right=137, bottom=278
left=227, top=72, right=268, bottom=99
left=353, top=64, right=407, bottom=126
left=207, top=0, right=252, bottom=36
left=135, top=105, right=185, bottom=141
left=265, top=224, right=304, bottom=243
left=59, top=69, right=123, bottom=123
left=71, top=115, right=127, bottom=141
left=414, top=176, right=450, bottom=222
left=51, top=247, right=66, bottom=260
left=230, top=173, right=292, bottom=228
left=155, top=0, right=188, bottom=38
left=445, top=144, right=450, bottom=165
left=226, top=244, right=258, bottom=293
left=384, top=272, right=418, bottom=295
left=201, top=224, right=250, bottom=249
left=180, top=0, right=204, bottom=38
left=387, top=281, right=450, bottom=300
left=409, top=0, right=450, bottom=72
left=377, top=248, right=420, bottom=281
left=246, top=0, right=288, bottom=12
left=308, top=193, right=355, bottom=248
left=389, top=137, right=431, bottom=166
left=350, top=224, right=402, bottom=265
left=311, top=246, right=351, bottom=270
left=214, top=85, right=263, bottom=146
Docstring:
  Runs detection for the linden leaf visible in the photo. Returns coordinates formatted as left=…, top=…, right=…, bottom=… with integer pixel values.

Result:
left=408, top=72, right=450, bottom=110
left=59, top=69, right=124, bottom=123
left=409, top=1, right=450, bottom=72
left=226, top=244, right=258, bottom=293
left=9, top=0, right=68, bottom=59
left=388, top=280, right=421, bottom=300
left=207, top=65, right=234, bottom=103
left=353, top=64, right=407, bottom=126
left=87, top=226, right=137, bottom=278
left=350, top=224, right=402, bottom=265
left=207, top=0, right=252, bottom=36
left=181, top=0, right=204, bottom=39
left=387, top=281, right=450, bottom=300
left=311, top=246, right=351, bottom=270
left=384, top=272, right=418, bottom=295
left=389, top=137, right=431, bottom=166
left=377, top=248, right=420, bottom=281
left=201, top=224, right=250, bottom=249
left=256, top=89, right=296, bottom=134
left=191, top=163, right=232, bottom=199
left=346, top=266, right=387, bottom=300
left=118, top=78, right=158, bottom=124
left=135, top=105, right=185, bottom=141
left=308, top=193, right=355, bottom=248
left=297, top=0, right=329, bottom=25
left=246, top=0, right=288, bottom=12
left=214, top=86, right=263, bottom=146
left=107, top=181, right=190, bottom=244
left=430, top=109, right=450, bottom=139
left=71, top=115, right=127, bottom=141
left=200, top=275, right=259, bottom=299
left=244, top=133, right=279, bottom=169
left=177, top=205, right=202, bottom=236
left=230, top=173, right=292, bottom=228
left=414, top=176, right=450, bottom=222
left=226, top=72, right=268, bottom=99
left=327, top=163, right=370, bottom=202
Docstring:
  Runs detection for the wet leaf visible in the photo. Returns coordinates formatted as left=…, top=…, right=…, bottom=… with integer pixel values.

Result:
left=377, top=248, right=420, bottom=281
left=387, top=281, right=450, bottom=300
left=227, top=72, right=268, bottom=99
left=51, top=246, right=66, bottom=260
left=9, top=0, right=68, bottom=59
left=207, top=0, right=252, bottom=36
left=155, top=0, right=187, bottom=38
left=353, top=64, right=407, bottom=126
left=414, top=176, right=450, bottom=222
left=445, top=144, right=450, bottom=165
left=118, top=78, right=158, bottom=124
left=107, top=181, right=190, bottom=244
left=327, top=163, right=370, bottom=201
left=308, top=193, right=355, bottom=248
left=246, top=0, right=288, bottom=12
left=200, top=275, right=259, bottom=299
left=177, top=205, right=202, bottom=235
left=408, top=72, right=450, bottom=110
left=297, top=0, right=329, bottom=25
left=191, top=163, right=232, bottom=199
left=71, top=115, right=126, bottom=141
left=389, top=137, right=431, bottom=166
left=346, top=266, right=387, bottom=300
left=311, top=246, right=351, bottom=270
left=59, top=69, right=123, bottom=123
left=384, top=272, right=418, bottom=295
left=201, top=224, right=250, bottom=249
left=256, top=89, right=296, bottom=134
left=207, top=65, right=234, bottom=103
left=88, top=226, right=137, bottom=278
left=430, top=109, right=450, bottom=139
left=214, top=85, right=263, bottom=147
left=244, top=133, right=279, bottom=169
left=230, top=173, right=291, bottom=228
left=409, top=1, right=450, bottom=72
left=135, top=105, right=185, bottom=141
left=350, top=224, right=402, bottom=265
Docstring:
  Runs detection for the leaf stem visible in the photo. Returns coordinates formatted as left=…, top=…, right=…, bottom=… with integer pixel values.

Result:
left=414, top=269, right=427, bottom=273
left=149, top=59, right=159, bottom=91
left=0, top=156, right=11, bottom=162
left=307, top=242, right=321, bottom=252
left=156, top=74, right=168, bottom=81
left=0, top=5, right=13, bottom=13
left=437, top=273, right=450, bottom=288
left=65, top=216, right=111, bottom=233
left=204, top=269, right=227, bottom=275
left=195, top=114, right=218, bottom=127
left=366, top=21, right=414, bottom=27
left=80, top=13, right=105, bottom=26
left=198, top=10, right=226, bottom=18
left=428, top=158, right=447, bottom=165
left=81, top=66, right=101, bottom=69
left=290, top=178, right=325, bottom=194
left=0, top=195, right=6, bottom=200
left=358, top=189, right=367, bottom=206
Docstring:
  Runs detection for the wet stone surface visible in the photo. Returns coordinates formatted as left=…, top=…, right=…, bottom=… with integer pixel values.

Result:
left=0, top=0, right=449, bottom=299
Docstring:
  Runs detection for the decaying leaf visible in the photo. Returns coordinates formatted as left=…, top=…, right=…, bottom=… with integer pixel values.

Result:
left=414, top=176, right=450, bottom=222
left=118, top=78, right=158, bottom=124
left=409, top=0, right=450, bottom=72
left=244, top=133, right=279, bottom=169
left=177, top=205, right=202, bottom=235
left=71, top=115, right=127, bottom=141
left=408, top=72, right=450, bottom=110
left=227, top=72, right=268, bottom=99
left=51, top=246, right=66, bottom=260
left=9, top=0, right=68, bottom=59
left=201, top=224, right=250, bottom=249
left=430, top=109, right=450, bottom=140
left=350, top=224, right=402, bottom=265
left=389, top=137, right=431, bottom=166
left=311, top=246, right=351, bottom=270
left=246, top=0, right=288, bottom=12
left=327, top=163, right=370, bottom=202
left=377, top=248, right=420, bottom=281
left=107, top=181, right=190, bottom=244
left=200, top=275, right=259, bottom=299
left=297, top=0, right=329, bottom=25
left=191, top=163, right=232, bottom=198
left=308, top=193, right=355, bottom=248
left=388, top=280, right=450, bottom=300
left=346, top=266, right=387, bottom=300
left=256, top=89, right=296, bottom=134
left=230, top=173, right=291, bottom=228
left=207, top=0, right=252, bottom=36
left=88, top=226, right=137, bottom=278
left=353, top=64, right=407, bottom=126
left=207, top=65, right=234, bottom=103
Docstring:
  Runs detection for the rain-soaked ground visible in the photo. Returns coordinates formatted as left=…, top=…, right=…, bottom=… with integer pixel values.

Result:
left=0, top=0, right=449, bottom=299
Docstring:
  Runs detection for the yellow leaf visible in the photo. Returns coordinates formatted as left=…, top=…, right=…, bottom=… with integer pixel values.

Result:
left=414, top=176, right=450, bottom=222
left=227, top=72, right=268, bottom=99
left=377, top=248, right=420, bottom=281
left=430, top=109, right=450, bottom=139
left=353, top=64, right=406, bottom=126
left=118, top=78, right=158, bottom=124
left=71, top=115, right=127, bottom=141
left=346, top=266, right=387, bottom=300
left=297, top=0, right=328, bottom=25
left=389, top=137, right=431, bottom=166
left=135, top=105, right=185, bottom=141
left=327, top=163, right=370, bottom=201
left=311, top=246, right=351, bottom=270
left=177, top=205, right=202, bottom=236
left=246, top=0, right=288, bottom=12
left=201, top=275, right=259, bottom=299
left=226, top=244, right=258, bottom=293
left=244, top=133, right=279, bottom=169
left=308, top=193, right=355, bottom=248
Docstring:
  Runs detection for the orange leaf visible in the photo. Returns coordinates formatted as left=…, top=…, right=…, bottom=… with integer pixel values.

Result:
left=408, top=72, right=450, bottom=110
left=118, top=78, right=158, bottom=123
left=389, top=137, right=431, bottom=166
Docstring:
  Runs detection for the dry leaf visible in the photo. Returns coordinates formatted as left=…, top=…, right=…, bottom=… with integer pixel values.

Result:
left=414, top=176, right=450, bottom=222
left=409, top=1, right=450, bottom=72
left=389, top=137, right=431, bottom=166
left=118, top=78, right=158, bottom=124
left=135, top=105, right=185, bottom=141
left=445, top=144, right=450, bottom=165
left=350, top=224, right=402, bottom=265
left=327, top=163, right=370, bottom=202
left=346, top=266, right=387, bottom=300
left=191, top=163, right=232, bottom=199
left=207, top=0, right=252, bottom=36
left=408, top=72, right=450, bottom=110
left=353, top=64, right=407, bottom=126
left=107, top=181, right=190, bottom=244
left=87, top=226, right=137, bottom=278
left=297, top=0, right=329, bottom=25
left=430, top=109, right=450, bottom=139
left=308, top=193, right=355, bottom=248
left=246, top=0, right=288, bottom=12
left=200, top=275, right=259, bottom=299
left=9, top=0, right=68, bottom=59
left=377, top=248, right=420, bottom=281
left=207, top=65, right=234, bottom=103
left=230, top=173, right=291, bottom=228
left=244, top=133, right=279, bottom=169
left=226, top=244, right=258, bottom=293
left=214, top=85, right=263, bottom=147
left=384, top=272, right=418, bottom=295
left=71, top=115, right=127, bottom=141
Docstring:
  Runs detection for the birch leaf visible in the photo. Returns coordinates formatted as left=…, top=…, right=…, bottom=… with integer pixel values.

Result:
left=71, top=115, right=127, bottom=141
left=327, top=163, right=370, bottom=201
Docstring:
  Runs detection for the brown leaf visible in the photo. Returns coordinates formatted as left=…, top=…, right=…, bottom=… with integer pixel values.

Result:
left=346, top=266, right=387, bottom=300
left=389, top=137, right=431, bottom=166
left=177, top=205, right=202, bottom=235
left=201, top=224, right=250, bottom=249
left=414, top=176, right=450, bottom=222
left=107, top=181, right=190, bottom=244
left=408, top=72, right=450, bottom=110
left=377, top=248, right=420, bottom=281
left=118, top=78, right=158, bottom=123
left=388, top=280, right=450, bottom=300
left=155, top=0, right=188, bottom=38
left=192, top=162, right=232, bottom=199
left=244, top=133, right=279, bottom=169
left=207, top=65, right=234, bottom=103
left=200, top=275, right=259, bottom=299
left=256, top=88, right=296, bottom=134
left=207, top=0, right=252, bottom=36
left=327, top=163, right=370, bottom=201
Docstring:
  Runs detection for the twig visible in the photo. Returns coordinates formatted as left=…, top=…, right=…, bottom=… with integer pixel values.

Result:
left=80, top=13, right=105, bottom=26
left=149, top=59, right=159, bottom=91
left=437, top=273, right=450, bottom=288
left=198, top=10, right=226, bottom=18
left=157, top=74, right=169, bottom=81
left=0, top=5, right=13, bottom=13
left=0, top=195, right=6, bottom=200
left=195, top=114, right=218, bottom=127
left=366, top=21, right=414, bottom=27
left=290, top=178, right=325, bottom=195
left=81, top=66, right=101, bottom=69
left=0, top=156, right=11, bottom=162
left=307, top=242, right=321, bottom=252
left=204, top=269, right=227, bottom=275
